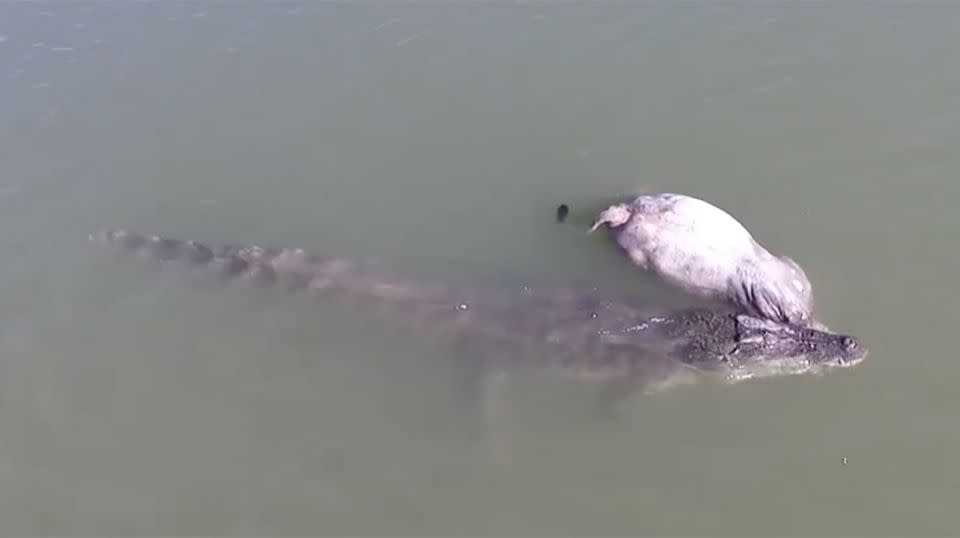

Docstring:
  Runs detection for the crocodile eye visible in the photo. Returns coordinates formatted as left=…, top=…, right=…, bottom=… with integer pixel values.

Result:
left=842, top=337, right=856, bottom=350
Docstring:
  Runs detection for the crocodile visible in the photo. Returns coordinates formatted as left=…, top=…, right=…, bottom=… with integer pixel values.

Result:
left=88, top=229, right=867, bottom=406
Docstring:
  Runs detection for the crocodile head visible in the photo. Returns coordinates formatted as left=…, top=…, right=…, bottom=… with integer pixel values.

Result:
left=664, top=310, right=866, bottom=383
left=721, top=314, right=868, bottom=381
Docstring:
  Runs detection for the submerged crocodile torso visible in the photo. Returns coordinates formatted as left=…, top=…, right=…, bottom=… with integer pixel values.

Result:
left=89, top=230, right=867, bottom=395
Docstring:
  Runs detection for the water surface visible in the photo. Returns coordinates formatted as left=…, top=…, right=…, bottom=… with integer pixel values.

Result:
left=1, top=1, right=959, bottom=535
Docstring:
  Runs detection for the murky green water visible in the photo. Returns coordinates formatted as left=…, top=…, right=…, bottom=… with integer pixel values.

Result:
left=2, top=1, right=959, bottom=535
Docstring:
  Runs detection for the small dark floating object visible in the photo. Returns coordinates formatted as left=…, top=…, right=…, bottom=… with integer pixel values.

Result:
left=556, top=204, right=569, bottom=223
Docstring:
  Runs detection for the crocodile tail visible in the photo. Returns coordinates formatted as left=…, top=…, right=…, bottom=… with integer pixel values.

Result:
left=88, top=229, right=433, bottom=305
left=89, top=229, right=364, bottom=292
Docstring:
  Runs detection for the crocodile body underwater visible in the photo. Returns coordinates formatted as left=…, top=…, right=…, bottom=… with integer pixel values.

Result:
left=89, top=230, right=866, bottom=402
